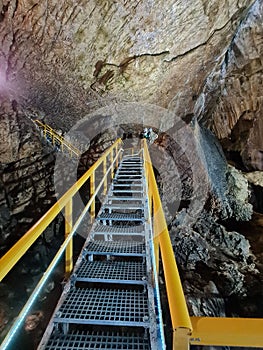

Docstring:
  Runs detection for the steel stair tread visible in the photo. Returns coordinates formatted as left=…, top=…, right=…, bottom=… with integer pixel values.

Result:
left=54, top=288, right=150, bottom=327
left=97, top=212, right=144, bottom=221
left=110, top=190, right=143, bottom=194
left=75, top=260, right=147, bottom=284
left=115, top=174, right=142, bottom=179
left=44, top=330, right=150, bottom=350
left=102, top=203, right=144, bottom=210
left=92, top=223, right=145, bottom=234
left=84, top=240, right=146, bottom=256
left=107, top=196, right=144, bottom=201
left=112, top=183, right=143, bottom=188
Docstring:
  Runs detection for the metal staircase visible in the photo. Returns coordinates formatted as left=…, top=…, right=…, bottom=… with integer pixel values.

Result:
left=1, top=139, right=262, bottom=350
left=37, top=154, right=165, bottom=350
left=35, top=119, right=81, bottom=157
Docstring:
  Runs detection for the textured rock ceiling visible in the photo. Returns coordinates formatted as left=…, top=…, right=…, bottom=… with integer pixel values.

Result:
left=1, top=0, right=262, bottom=169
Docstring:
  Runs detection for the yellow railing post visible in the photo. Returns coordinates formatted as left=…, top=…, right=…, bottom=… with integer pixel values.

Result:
left=110, top=149, right=114, bottom=179
left=65, top=199, right=73, bottom=277
left=116, top=144, right=119, bottom=168
left=103, top=158, right=107, bottom=195
left=90, top=172, right=95, bottom=222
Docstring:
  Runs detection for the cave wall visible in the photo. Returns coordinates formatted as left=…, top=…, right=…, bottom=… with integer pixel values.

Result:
left=0, top=100, right=56, bottom=253
left=197, top=0, right=263, bottom=170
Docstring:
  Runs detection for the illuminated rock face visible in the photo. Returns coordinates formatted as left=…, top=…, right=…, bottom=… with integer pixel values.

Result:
left=0, top=1, right=255, bottom=118
left=197, top=0, right=263, bottom=170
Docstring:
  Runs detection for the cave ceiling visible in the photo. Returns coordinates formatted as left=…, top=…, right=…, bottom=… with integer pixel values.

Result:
left=0, top=0, right=262, bottom=169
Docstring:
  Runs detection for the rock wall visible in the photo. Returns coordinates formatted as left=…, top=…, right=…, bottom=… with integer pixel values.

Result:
left=0, top=100, right=56, bottom=254
left=197, top=0, right=263, bottom=170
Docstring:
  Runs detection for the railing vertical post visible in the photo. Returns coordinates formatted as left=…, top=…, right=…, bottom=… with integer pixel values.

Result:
left=110, top=149, right=114, bottom=179
left=103, top=158, right=107, bottom=195
left=65, top=198, right=73, bottom=277
left=44, top=125, right=47, bottom=139
left=116, top=144, right=119, bottom=168
left=173, top=328, right=190, bottom=350
left=90, top=172, right=95, bottom=221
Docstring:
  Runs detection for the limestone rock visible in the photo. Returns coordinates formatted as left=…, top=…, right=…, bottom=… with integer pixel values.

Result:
left=197, top=0, right=263, bottom=170
left=226, top=165, right=253, bottom=220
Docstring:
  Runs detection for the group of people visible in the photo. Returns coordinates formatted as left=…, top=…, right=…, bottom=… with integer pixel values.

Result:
left=142, top=127, right=158, bottom=144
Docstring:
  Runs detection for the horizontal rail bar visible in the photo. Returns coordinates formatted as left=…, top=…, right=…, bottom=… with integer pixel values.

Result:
left=190, top=316, right=263, bottom=348
left=0, top=139, right=122, bottom=282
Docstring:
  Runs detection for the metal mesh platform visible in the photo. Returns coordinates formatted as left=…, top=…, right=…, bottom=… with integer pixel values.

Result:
left=97, top=212, right=144, bottom=221
left=84, top=240, right=146, bottom=256
left=54, top=288, right=150, bottom=327
left=117, top=170, right=142, bottom=174
left=110, top=190, right=143, bottom=195
left=113, top=179, right=143, bottom=184
left=75, top=260, right=147, bottom=284
left=107, top=196, right=144, bottom=202
left=92, top=223, right=145, bottom=234
left=116, top=174, right=142, bottom=178
left=102, top=203, right=144, bottom=210
left=112, top=184, right=143, bottom=188
left=44, top=330, right=150, bottom=350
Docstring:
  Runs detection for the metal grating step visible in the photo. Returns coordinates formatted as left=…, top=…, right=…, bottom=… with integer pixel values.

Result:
left=117, top=171, right=142, bottom=175
left=116, top=174, right=142, bottom=178
left=113, top=179, right=142, bottom=183
left=107, top=195, right=144, bottom=201
left=92, top=223, right=145, bottom=235
left=75, top=260, right=147, bottom=285
left=54, top=288, right=150, bottom=327
left=102, top=203, right=144, bottom=210
left=97, top=212, right=144, bottom=221
left=110, top=189, right=143, bottom=194
left=84, top=240, right=146, bottom=256
left=44, top=330, right=150, bottom=350
left=112, top=183, right=143, bottom=188
left=120, top=164, right=142, bottom=167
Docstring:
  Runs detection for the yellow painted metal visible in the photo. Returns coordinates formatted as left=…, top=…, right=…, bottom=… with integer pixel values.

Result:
left=35, top=120, right=81, bottom=157
left=90, top=172, right=95, bottom=221
left=65, top=199, right=73, bottom=276
left=110, top=150, right=114, bottom=179
left=0, top=139, right=122, bottom=282
left=103, top=159, right=107, bottom=195
left=173, top=328, right=190, bottom=350
left=116, top=144, right=119, bottom=168
left=143, top=139, right=192, bottom=350
left=190, top=316, right=263, bottom=348
left=143, top=137, right=263, bottom=349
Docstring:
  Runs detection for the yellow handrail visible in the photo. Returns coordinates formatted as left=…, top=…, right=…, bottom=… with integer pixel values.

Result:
left=0, top=138, right=122, bottom=282
left=190, top=316, right=263, bottom=348
left=143, top=139, right=192, bottom=349
left=143, top=139, right=263, bottom=349
left=35, top=120, right=82, bottom=157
